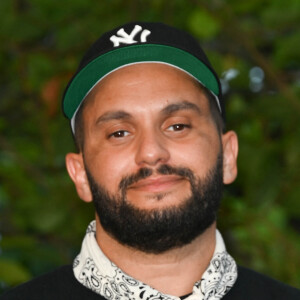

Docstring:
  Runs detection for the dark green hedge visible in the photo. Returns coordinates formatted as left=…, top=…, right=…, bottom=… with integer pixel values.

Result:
left=1, top=0, right=299, bottom=292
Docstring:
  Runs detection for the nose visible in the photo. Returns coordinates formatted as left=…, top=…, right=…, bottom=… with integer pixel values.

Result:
left=135, top=130, right=170, bottom=167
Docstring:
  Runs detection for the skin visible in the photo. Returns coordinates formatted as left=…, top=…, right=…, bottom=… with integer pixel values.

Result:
left=65, top=63, right=238, bottom=296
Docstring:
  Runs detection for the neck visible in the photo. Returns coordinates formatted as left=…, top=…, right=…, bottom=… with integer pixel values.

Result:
left=95, top=216, right=216, bottom=297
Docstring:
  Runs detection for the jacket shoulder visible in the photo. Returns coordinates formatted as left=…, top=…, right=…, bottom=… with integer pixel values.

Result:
left=223, top=265, right=300, bottom=300
left=0, top=265, right=104, bottom=300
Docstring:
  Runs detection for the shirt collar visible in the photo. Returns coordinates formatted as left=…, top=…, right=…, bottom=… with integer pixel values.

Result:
left=73, top=220, right=237, bottom=300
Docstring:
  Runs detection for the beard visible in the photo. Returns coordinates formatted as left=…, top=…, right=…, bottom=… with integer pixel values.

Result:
left=84, top=154, right=223, bottom=254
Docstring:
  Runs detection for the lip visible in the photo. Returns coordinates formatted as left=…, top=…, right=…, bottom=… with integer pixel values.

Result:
left=128, top=175, right=185, bottom=193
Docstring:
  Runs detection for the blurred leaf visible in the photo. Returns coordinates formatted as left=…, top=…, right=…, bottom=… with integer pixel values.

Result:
left=41, top=76, right=62, bottom=117
left=188, top=9, right=220, bottom=39
left=273, top=32, right=300, bottom=68
left=0, top=259, right=31, bottom=286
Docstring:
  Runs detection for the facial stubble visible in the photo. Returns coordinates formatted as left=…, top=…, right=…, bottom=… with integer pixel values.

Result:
left=85, top=154, right=223, bottom=254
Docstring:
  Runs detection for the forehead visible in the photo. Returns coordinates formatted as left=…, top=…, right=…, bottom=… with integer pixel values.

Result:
left=82, top=63, right=210, bottom=119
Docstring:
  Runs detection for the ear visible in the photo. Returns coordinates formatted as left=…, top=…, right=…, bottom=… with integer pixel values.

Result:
left=221, top=131, right=238, bottom=184
left=65, top=153, right=93, bottom=202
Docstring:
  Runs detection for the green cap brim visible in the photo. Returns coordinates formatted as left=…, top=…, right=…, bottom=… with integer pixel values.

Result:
left=63, top=44, right=220, bottom=122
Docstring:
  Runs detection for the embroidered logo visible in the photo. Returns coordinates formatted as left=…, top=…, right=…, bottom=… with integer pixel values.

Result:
left=110, top=25, right=151, bottom=47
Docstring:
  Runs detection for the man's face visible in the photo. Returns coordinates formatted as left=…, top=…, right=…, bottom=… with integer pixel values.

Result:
left=67, top=63, right=238, bottom=252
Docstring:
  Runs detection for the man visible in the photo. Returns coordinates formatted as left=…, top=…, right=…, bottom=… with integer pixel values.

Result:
left=2, top=22, right=299, bottom=300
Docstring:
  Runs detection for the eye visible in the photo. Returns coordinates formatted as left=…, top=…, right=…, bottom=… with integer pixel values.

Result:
left=167, top=124, right=191, bottom=132
left=109, top=130, right=130, bottom=138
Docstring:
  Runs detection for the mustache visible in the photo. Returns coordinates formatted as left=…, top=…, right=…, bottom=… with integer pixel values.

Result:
left=119, top=164, right=195, bottom=192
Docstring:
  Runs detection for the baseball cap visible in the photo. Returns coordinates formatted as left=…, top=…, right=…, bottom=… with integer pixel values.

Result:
left=62, top=22, right=224, bottom=132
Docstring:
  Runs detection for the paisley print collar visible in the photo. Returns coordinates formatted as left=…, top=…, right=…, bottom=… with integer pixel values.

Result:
left=73, top=221, right=237, bottom=300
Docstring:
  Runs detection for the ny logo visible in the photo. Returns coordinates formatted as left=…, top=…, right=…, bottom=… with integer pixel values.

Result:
left=110, top=25, right=151, bottom=47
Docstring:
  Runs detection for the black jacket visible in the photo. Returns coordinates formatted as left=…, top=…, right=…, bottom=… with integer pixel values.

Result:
left=1, top=265, right=299, bottom=299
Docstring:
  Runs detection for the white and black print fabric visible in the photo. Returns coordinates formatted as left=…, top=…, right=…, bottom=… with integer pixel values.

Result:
left=73, top=221, right=238, bottom=300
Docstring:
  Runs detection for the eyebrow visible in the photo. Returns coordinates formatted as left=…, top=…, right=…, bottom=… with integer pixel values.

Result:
left=96, top=110, right=132, bottom=125
left=95, top=100, right=202, bottom=126
left=161, top=101, right=202, bottom=116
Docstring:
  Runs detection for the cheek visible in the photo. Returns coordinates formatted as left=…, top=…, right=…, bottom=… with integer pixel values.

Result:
left=169, top=133, right=220, bottom=176
left=86, top=148, right=134, bottom=192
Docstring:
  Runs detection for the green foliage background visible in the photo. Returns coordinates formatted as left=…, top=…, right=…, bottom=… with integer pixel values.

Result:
left=0, top=0, right=299, bottom=293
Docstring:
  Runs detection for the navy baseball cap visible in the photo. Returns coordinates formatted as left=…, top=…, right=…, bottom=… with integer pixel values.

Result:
left=62, top=22, right=224, bottom=132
